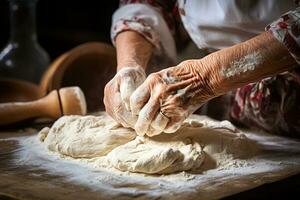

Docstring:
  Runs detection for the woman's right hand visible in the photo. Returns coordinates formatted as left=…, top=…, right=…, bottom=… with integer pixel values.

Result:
left=104, top=30, right=153, bottom=127
left=104, top=66, right=146, bottom=128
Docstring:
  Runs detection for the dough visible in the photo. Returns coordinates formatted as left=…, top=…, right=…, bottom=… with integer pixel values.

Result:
left=39, top=115, right=136, bottom=158
left=106, top=136, right=204, bottom=174
left=39, top=113, right=256, bottom=174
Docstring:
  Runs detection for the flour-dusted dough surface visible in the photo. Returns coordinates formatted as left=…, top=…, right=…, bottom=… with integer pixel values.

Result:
left=107, top=136, right=204, bottom=174
left=39, top=114, right=256, bottom=174
left=39, top=115, right=136, bottom=158
left=7, top=115, right=300, bottom=200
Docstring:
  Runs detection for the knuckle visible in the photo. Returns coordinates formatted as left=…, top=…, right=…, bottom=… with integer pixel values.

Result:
left=179, top=60, right=196, bottom=67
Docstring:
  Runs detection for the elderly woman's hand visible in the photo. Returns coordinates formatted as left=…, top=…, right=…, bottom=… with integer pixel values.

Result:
left=104, top=66, right=146, bottom=128
left=130, top=60, right=221, bottom=136
left=104, top=30, right=153, bottom=128
left=129, top=31, right=298, bottom=137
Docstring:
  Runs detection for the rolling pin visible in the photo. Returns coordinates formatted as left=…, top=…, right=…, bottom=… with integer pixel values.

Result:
left=0, top=86, right=87, bottom=126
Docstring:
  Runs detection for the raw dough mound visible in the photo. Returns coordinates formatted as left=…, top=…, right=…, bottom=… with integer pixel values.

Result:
left=39, top=115, right=136, bottom=158
left=38, top=113, right=257, bottom=175
left=176, top=117, right=256, bottom=159
left=107, top=136, right=204, bottom=174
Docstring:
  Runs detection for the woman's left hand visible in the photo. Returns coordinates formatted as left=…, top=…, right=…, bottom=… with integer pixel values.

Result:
left=130, top=60, right=221, bottom=137
left=129, top=31, right=297, bottom=137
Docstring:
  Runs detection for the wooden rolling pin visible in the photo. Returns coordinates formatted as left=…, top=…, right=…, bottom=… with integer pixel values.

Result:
left=0, top=87, right=87, bottom=126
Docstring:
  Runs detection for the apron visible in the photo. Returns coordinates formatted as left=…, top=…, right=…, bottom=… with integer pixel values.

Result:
left=177, top=0, right=296, bottom=50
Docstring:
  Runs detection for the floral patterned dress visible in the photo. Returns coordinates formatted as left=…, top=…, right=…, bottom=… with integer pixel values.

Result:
left=232, top=8, right=300, bottom=137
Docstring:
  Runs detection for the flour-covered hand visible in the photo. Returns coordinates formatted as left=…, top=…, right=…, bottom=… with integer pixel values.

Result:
left=130, top=61, right=220, bottom=136
left=104, top=66, right=146, bottom=128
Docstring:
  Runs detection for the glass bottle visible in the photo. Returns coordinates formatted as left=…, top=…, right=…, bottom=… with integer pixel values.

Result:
left=0, top=0, right=50, bottom=83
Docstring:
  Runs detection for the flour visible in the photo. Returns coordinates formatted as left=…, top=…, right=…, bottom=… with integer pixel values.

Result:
left=130, top=68, right=203, bottom=136
left=161, top=69, right=179, bottom=84
left=221, top=51, right=263, bottom=78
left=6, top=113, right=300, bottom=200
left=118, top=66, right=146, bottom=110
left=38, top=113, right=257, bottom=175
left=150, top=111, right=169, bottom=136
left=104, top=66, right=145, bottom=128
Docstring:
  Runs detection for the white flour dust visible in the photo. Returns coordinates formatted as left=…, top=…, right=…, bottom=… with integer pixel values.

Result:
left=37, top=114, right=256, bottom=174
left=221, top=51, right=263, bottom=78
left=118, top=66, right=146, bottom=110
left=105, top=66, right=145, bottom=128
left=7, top=113, right=300, bottom=200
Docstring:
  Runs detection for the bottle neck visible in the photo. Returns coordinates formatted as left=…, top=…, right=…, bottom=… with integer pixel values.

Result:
left=9, top=0, right=38, bottom=43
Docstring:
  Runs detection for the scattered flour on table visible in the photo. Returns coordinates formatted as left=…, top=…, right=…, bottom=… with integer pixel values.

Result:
left=38, top=113, right=257, bottom=175
left=6, top=113, right=300, bottom=200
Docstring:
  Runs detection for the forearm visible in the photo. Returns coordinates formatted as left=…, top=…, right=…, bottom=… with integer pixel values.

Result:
left=116, top=31, right=153, bottom=71
left=196, top=31, right=297, bottom=95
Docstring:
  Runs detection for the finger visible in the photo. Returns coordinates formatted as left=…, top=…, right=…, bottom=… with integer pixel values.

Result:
left=112, top=92, right=137, bottom=128
left=112, top=104, right=131, bottom=128
left=146, top=126, right=162, bottom=137
left=150, top=111, right=169, bottom=133
left=117, top=109, right=137, bottom=128
left=104, top=81, right=122, bottom=122
left=130, top=83, right=150, bottom=115
left=120, top=76, right=136, bottom=111
left=164, top=118, right=185, bottom=133
left=134, top=96, right=160, bottom=136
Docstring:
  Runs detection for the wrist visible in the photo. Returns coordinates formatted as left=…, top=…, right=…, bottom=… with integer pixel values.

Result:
left=116, top=31, right=153, bottom=72
left=116, top=66, right=146, bottom=80
left=117, top=63, right=144, bottom=71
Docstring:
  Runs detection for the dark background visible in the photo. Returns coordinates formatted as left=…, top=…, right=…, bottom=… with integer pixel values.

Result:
left=0, top=0, right=119, bottom=60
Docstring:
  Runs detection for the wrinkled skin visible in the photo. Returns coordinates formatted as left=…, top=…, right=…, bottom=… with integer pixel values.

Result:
left=130, top=60, right=219, bottom=136
left=104, top=67, right=146, bottom=128
left=106, top=31, right=295, bottom=137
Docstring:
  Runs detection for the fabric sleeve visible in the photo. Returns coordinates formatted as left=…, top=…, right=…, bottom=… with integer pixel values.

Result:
left=111, top=2, right=177, bottom=61
left=266, top=7, right=300, bottom=65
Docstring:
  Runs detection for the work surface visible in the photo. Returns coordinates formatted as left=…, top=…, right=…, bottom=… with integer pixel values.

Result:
left=1, top=119, right=300, bottom=200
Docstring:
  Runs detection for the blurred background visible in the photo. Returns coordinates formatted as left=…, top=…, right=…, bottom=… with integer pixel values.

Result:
left=0, top=0, right=119, bottom=60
